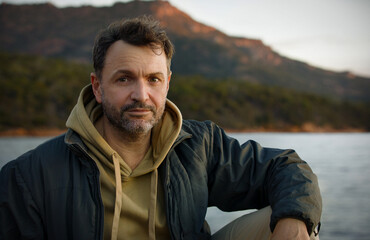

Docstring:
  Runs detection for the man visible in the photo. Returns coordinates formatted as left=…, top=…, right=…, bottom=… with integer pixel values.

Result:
left=0, top=17, right=321, bottom=240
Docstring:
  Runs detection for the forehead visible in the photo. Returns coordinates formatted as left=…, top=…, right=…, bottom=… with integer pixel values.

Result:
left=103, top=40, right=167, bottom=75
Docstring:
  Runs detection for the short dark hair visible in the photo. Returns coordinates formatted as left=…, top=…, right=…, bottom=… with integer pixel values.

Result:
left=92, top=16, right=174, bottom=79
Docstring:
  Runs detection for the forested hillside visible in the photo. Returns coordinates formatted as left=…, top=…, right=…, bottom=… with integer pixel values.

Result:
left=1, top=1, right=369, bottom=101
left=0, top=53, right=91, bottom=130
left=1, top=52, right=368, bottom=132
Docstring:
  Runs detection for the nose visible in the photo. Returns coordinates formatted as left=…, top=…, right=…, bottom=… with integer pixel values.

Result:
left=130, top=79, right=149, bottom=102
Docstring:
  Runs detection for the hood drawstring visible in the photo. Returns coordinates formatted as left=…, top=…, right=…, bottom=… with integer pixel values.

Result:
left=111, top=152, right=158, bottom=240
left=149, top=169, right=158, bottom=240
left=111, top=153, right=122, bottom=240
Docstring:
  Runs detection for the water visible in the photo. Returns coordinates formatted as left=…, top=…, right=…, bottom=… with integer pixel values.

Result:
left=1, top=133, right=369, bottom=240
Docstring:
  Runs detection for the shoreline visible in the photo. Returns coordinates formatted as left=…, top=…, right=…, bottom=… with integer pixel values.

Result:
left=0, top=125, right=367, bottom=137
left=0, top=128, right=67, bottom=137
left=225, top=122, right=367, bottom=133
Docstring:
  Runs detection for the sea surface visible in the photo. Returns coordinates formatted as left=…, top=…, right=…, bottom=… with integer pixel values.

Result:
left=1, top=133, right=369, bottom=240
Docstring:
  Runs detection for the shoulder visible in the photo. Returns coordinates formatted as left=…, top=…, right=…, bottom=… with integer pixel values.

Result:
left=15, top=133, right=67, bottom=162
left=179, top=120, right=232, bottom=157
left=182, top=119, right=223, bottom=136
left=0, top=133, right=72, bottom=181
left=182, top=119, right=232, bottom=145
left=0, top=132, right=91, bottom=204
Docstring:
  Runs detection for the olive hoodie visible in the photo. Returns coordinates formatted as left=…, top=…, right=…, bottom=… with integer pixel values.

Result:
left=66, top=85, right=182, bottom=240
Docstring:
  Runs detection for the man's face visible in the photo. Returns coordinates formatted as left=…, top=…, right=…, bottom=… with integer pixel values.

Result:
left=92, top=40, right=171, bottom=136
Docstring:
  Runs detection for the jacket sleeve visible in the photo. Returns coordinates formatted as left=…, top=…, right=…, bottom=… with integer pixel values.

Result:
left=205, top=122, right=322, bottom=235
left=0, top=157, right=45, bottom=240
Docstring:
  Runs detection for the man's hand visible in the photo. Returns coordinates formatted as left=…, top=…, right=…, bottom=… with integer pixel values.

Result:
left=271, top=218, right=310, bottom=240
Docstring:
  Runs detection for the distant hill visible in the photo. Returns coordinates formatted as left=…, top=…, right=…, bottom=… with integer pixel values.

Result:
left=0, top=0, right=369, bottom=101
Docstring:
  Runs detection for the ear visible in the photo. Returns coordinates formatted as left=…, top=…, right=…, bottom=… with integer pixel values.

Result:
left=166, top=71, right=172, bottom=93
left=91, top=72, right=102, bottom=104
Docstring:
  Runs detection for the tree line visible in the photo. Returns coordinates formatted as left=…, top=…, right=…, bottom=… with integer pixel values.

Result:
left=1, top=52, right=369, bottom=132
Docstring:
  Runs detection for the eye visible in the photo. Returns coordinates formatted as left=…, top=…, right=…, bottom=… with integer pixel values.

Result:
left=117, top=77, right=128, bottom=82
left=149, top=77, right=160, bottom=83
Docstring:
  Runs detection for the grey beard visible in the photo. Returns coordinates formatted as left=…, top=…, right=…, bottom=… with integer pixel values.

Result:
left=102, top=100, right=162, bottom=138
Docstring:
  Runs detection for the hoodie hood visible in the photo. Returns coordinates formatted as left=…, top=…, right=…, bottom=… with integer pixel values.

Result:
left=66, top=84, right=182, bottom=177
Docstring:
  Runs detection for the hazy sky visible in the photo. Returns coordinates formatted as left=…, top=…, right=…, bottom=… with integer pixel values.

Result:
left=2, top=0, right=370, bottom=77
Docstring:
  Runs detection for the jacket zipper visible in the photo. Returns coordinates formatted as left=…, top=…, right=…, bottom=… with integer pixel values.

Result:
left=90, top=159, right=104, bottom=240
left=164, top=133, right=192, bottom=239
left=69, top=143, right=104, bottom=240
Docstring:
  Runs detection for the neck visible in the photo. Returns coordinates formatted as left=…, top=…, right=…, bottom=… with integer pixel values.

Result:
left=96, top=117, right=151, bottom=170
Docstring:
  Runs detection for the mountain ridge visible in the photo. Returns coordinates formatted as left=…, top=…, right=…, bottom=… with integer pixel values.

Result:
left=0, top=1, right=369, bottom=101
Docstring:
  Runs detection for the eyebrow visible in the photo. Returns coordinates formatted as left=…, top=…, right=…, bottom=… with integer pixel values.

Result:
left=113, top=69, right=134, bottom=77
left=146, top=72, right=165, bottom=78
left=112, top=70, right=165, bottom=78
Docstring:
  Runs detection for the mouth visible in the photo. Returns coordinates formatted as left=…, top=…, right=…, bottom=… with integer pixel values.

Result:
left=125, top=108, right=153, bottom=118
left=121, top=102, right=156, bottom=118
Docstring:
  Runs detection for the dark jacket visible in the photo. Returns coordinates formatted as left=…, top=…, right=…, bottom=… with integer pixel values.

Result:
left=0, top=120, right=322, bottom=240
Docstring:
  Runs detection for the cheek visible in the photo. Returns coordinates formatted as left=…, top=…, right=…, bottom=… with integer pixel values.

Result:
left=107, top=89, right=130, bottom=104
left=152, top=89, right=168, bottom=106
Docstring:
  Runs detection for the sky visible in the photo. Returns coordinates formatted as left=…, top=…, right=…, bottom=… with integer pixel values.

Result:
left=2, top=0, right=370, bottom=77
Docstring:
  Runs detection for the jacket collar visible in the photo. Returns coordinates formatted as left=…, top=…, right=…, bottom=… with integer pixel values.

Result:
left=65, top=122, right=193, bottom=158
left=64, top=129, right=90, bottom=157
left=171, top=124, right=192, bottom=148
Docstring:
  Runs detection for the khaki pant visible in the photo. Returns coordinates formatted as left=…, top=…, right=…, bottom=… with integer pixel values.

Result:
left=211, top=206, right=319, bottom=240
